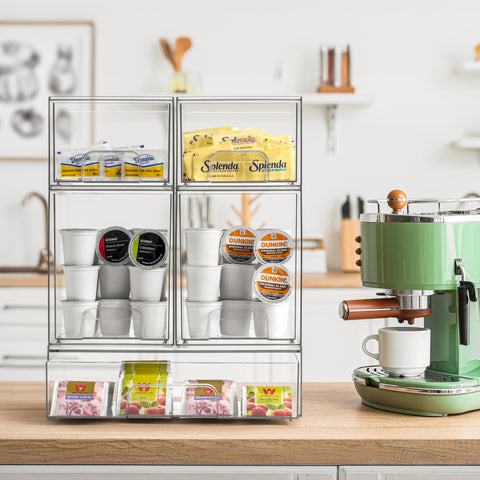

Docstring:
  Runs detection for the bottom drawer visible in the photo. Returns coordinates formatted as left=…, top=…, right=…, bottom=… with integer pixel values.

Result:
left=47, top=351, right=301, bottom=420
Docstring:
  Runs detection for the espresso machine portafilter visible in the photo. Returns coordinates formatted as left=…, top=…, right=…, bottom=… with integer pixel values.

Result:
left=339, top=190, right=480, bottom=416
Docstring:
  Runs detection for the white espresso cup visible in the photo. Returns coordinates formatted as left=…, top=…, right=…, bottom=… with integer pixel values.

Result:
left=186, top=265, right=221, bottom=301
left=362, top=326, right=431, bottom=377
left=184, top=228, right=223, bottom=266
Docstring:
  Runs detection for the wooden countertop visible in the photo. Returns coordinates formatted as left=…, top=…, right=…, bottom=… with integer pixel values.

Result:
left=2, top=382, right=480, bottom=465
left=0, top=271, right=359, bottom=289
left=0, top=274, right=63, bottom=288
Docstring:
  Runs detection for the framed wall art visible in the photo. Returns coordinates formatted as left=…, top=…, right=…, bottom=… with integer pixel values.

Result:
left=0, top=21, right=95, bottom=160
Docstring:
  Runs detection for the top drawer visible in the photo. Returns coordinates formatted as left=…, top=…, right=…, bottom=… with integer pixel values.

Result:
left=177, top=97, right=301, bottom=187
left=49, top=97, right=174, bottom=187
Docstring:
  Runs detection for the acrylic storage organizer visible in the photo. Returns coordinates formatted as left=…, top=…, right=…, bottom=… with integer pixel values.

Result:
left=47, top=96, right=303, bottom=420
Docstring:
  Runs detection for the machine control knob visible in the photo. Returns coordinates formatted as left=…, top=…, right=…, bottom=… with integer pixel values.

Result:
left=387, top=189, right=407, bottom=213
left=355, top=236, right=361, bottom=243
left=355, top=248, right=362, bottom=255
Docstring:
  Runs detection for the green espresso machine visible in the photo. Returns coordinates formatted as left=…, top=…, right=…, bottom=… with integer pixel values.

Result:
left=339, top=190, right=480, bottom=416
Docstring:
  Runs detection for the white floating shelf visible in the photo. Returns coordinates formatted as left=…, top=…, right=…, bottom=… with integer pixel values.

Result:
left=455, top=61, right=480, bottom=76
left=453, top=137, right=480, bottom=149
left=301, top=93, right=374, bottom=106
left=301, top=93, right=374, bottom=153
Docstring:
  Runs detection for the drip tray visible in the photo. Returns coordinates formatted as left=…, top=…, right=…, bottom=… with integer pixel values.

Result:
left=353, top=365, right=480, bottom=395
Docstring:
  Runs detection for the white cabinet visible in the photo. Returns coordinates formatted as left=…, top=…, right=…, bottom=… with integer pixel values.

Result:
left=0, top=466, right=338, bottom=479
left=0, top=288, right=51, bottom=380
left=339, top=466, right=480, bottom=479
left=302, top=288, right=391, bottom=382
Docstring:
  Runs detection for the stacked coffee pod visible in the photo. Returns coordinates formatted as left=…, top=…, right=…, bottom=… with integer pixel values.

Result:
left=60, top=226, right=169, bottom=340
left=184, top=228, right=223, bottom=338
left=184, top=225, right=294, bottom=340
left=60, top=228, right=100, bottom=338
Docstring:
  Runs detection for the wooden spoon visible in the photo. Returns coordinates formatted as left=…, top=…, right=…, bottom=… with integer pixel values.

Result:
left=174, top=37, right=192, bottom=72
left=159, top=38, right=178, bottom=71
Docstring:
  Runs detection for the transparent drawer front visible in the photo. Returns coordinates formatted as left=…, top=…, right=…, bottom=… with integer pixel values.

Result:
left=46, top=351, right=301, bottom=419
left=49, top=191, right=174, bottom=347
left=177, top=191, right=301, bottom=346
left=177, top=97, right=301, bottom=186
left=49, top=97, right=173, bottom=185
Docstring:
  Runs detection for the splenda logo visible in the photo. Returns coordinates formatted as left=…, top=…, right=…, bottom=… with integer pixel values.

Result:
left=249, top=159, right=286, bottom=172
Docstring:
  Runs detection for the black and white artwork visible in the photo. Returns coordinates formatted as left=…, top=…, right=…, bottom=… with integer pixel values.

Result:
left=0, top=22, right=94, bottom=160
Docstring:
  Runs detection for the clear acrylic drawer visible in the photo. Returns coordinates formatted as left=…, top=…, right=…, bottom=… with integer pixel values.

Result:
left=176, top=190, right=301, bottom=347
left=46, top=351, right=301, bottom=419
left=177, top=97, right=301, bottom=186
left=49, top=97, right=173, bottom=185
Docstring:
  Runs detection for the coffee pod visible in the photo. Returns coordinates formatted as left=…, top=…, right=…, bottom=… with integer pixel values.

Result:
left=96, top=226, right=132, bottom=266
left=254, top=229, right=293, bottom=265
left=129, top=229, right=168, bottom=269
left=220, top=225, right=256, bottom=264
left=253, top=264, right=292, bottom=303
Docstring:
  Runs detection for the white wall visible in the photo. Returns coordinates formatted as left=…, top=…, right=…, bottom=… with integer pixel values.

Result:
left=2, top=0, right=480, bottom=267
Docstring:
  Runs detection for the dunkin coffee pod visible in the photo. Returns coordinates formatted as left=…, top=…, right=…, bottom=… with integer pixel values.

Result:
left=129, top=230, right=168, bottom=269
left=253, top=264, right=292, bottom=303
left=254, top=229, right=293, bottom=265
left=221, top=226, right=256, bottom=264
left=96, top=227, right=132, bottom=266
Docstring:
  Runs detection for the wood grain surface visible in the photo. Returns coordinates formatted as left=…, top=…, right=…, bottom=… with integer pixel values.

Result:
left=0, top=272, right=360, bottom=289
left=1, top=382, right=480, bottom=465
left=0, top=274, right=64, bottom=288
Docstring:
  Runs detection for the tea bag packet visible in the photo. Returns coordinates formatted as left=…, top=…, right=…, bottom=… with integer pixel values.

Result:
left=243, top=385, right=293, bottom=417
left=182, top=380, right=237, bottom=417
left=50, top=381, right=109, bottom=417
left=117, top=361, right=171, bottom=416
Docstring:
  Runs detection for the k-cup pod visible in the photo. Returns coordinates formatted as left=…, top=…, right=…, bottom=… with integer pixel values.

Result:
left=184, top=228, right=223, bottom=266
left=251, top=300, right=267, bottom=338
left=63, top=265, right=100, bottom=301
left=186, top=265, right=222, bottom=302
left=98, top=265, right=130, bottom=299
left=264, top=301, right=291, bottom=339
left=98, top=299, right=132, bottom=337
left=185, top=300, right=222, bottom=339
left=131, top=301, right=167, bottom=339
left=220, top=264, right=255, bottom=300
left=61, top=300, right=98, bottom=338
left=220, top=300, right=252, bottom=337
left=60, top=228, right=98, bottom=266
left=129, top=229, right=168, bottom=269
left=96, top=226, right=132, bottom=266
left=220, top=225, right=256, bottom=264
left=253, top=264, right=292, bottom=303
left=129, top=266, right=166, bottom=302
left=254, top=229, right=294, bottom=264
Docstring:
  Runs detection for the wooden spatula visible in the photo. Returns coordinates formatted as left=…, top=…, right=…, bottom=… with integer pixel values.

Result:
left=174, top=37, right=192, bottom=72
left=159, top=38, right=178, bottom=71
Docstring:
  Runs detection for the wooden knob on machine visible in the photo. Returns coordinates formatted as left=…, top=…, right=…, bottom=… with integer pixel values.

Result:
left=387, top=189, right=407, bottom=213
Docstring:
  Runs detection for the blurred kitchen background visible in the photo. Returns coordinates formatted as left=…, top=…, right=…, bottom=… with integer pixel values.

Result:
left=1, top=0, right=480, bottom=381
